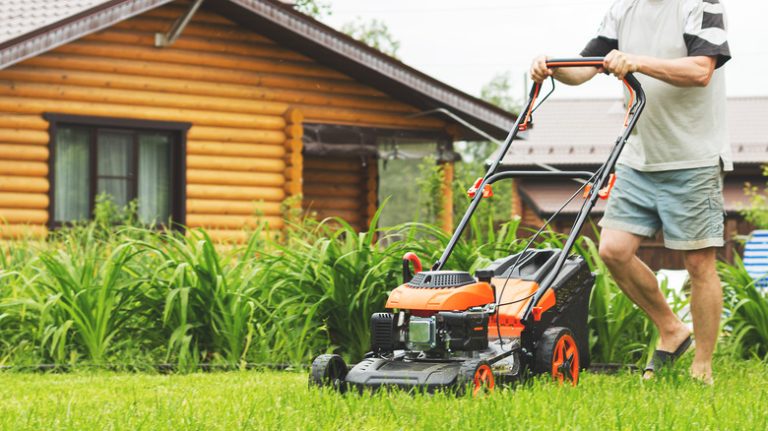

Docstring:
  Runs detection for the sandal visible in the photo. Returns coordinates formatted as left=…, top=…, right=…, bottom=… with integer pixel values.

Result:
left=643, top=335, right=692, bottom=377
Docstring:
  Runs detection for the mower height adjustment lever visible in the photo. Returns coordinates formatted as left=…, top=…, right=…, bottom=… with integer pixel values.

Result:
left=583, top=173, right=616, bottom=200
left=467, top=178, right=493, bottom=199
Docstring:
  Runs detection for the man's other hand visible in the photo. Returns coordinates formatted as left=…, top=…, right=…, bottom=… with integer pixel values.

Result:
left=603, top=50, right=639, bottom=80
left=530, top=55, right=554, bottom=83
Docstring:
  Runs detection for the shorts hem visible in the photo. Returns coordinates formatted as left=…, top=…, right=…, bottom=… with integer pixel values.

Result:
left=664, top=238, right=724, bottom=250
left=598, top=218, right=657, bottom=238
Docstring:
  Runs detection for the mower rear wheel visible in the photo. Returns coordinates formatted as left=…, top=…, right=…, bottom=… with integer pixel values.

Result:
left=309, top=354, right=348, bottom=393
left=534, top=326, right=580, bottom=386
left=457, top=359, right=495, bottom=396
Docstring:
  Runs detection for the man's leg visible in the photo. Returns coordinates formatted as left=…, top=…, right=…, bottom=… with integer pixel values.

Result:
left=683, top=247, right=721, bottom=382
left=598, top=228, right=691, bottom=354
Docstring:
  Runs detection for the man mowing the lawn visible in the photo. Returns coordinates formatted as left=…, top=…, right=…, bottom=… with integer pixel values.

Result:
left=530, top=0, right=731, bottom=384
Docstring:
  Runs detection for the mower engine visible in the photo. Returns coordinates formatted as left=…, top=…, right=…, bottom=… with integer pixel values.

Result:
left=371, top=308, right=490, bottom=358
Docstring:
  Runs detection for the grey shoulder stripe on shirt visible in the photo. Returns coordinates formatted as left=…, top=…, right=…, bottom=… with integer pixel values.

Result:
left=703, top=0, right=719, bottom=4
left=702, top=11, right=725, bottom=30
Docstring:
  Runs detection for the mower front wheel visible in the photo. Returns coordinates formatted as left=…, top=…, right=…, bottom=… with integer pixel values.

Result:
left=457, top=359, right=495, bottom=396
left=534, top=326, right=580, bottom=386
left=309, top=354, right=348, bottom=393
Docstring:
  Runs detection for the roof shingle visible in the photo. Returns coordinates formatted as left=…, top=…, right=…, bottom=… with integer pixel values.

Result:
left=0, top=0, right=109, bottom=45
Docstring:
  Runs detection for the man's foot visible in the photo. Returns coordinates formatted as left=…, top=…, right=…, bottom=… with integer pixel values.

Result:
left=642, top=329, right=692, bottom=380
left=657, top=324, right=692, bottom=353
left=690, top=362, right=714, bottom=385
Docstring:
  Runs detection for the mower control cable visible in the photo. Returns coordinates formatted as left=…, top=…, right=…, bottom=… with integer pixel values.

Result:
left=492, top=163, right=605, bottom=348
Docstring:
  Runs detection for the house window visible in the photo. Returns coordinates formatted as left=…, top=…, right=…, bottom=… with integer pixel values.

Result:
left=45, top=115, right=189, bottom=227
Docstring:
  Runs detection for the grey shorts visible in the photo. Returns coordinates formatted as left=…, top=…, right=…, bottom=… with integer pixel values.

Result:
left=598, top=164, right=725, bottom=250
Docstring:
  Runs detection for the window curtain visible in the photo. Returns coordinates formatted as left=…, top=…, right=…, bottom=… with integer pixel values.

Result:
left=138, top=133, right=171, bottom=225
left=54, top=127, right=90, bottom=222
left=96, top=131, right=133, bottom=208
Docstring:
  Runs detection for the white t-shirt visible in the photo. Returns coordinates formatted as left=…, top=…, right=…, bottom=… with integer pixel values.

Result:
left=581, top=0, right=733, bottom=172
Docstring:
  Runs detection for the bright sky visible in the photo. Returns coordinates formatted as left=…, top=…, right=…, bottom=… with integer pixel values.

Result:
left=323, top=0, right=768, bottom=101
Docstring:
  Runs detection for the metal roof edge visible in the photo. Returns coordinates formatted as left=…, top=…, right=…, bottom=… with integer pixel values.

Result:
left=0, top=0, right=174, bottom=70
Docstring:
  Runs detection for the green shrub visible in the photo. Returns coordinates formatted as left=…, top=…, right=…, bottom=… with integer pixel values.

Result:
left=720, top=256, right=768, bottom=359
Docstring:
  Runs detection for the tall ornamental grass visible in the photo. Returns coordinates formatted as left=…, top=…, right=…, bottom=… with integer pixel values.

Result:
left=1, top=205, right=767, bottom=369
left=719, top=255, right=768, bottom=360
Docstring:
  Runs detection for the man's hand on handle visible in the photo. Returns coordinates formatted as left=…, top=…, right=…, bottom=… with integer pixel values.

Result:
left=602, top=50, right=639, bottom=80
left=530, top=55, right=553, bottom=84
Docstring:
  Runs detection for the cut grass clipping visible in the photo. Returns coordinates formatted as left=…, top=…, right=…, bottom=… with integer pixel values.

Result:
left=0, top=358, right=766, bottom=430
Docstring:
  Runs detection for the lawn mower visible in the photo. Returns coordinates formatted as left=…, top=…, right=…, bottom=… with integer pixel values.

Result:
left=310, top=57, right=646, bottom=394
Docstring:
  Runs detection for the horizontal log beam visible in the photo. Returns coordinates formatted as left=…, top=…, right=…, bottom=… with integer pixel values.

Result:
left=304, top=197, right=362, bottom=211
left=0, top=115, right=48, bottom=130
left=0, top=176, right=48, bottom=193
left=303, top=184, right=362, bottom=199
left=0, top=129, right=49, bottom=145
left=0, top=192, right=49, bottom=209
left=0, top=144, right=49, bottom=161
left=299, top=105, right=445, bottom=129
left=187, top=184, right=285, bottom=201
left=187, top=155, right=285, bottom=173
left=0, top=160, right=48, bottom=177
left=187, top=199, right=282, bottom=215
left=187, top=169, right=284, bottom=187
left=303, top=171, right=361, bottom=184
left=187, top=141, right=285, bottom=158
left=187, top=126, right=285, bottom=144
left=186, top=214, right=284, bottom=229
left=0, top=208, right=48, bottom=224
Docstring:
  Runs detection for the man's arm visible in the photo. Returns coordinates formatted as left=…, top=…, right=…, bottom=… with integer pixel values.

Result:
left=530, top=55, right=599, bottom=85
left=530, top=51, right=717, bottom=88
left=603, top=49, right=717, bottom=87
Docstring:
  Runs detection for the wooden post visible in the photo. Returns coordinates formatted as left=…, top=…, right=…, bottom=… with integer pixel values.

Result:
left=439, top=161, right=454, bottom=232
left=441, top=126, right=462, bottom=233
left=365, top=157, right=378, bottom=229
left=511, top=179, right=523, bottom=218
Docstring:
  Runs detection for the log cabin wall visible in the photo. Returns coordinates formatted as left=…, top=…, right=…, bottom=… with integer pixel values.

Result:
left=0, top=1, right=446, bottom=241
left=302, top=156, right=376, bottom=231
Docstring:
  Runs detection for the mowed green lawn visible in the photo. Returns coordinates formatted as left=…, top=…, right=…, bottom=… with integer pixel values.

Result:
left=1, top=358, right=767, bottom=431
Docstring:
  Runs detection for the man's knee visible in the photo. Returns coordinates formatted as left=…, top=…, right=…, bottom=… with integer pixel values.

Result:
left=683, top=248, right=717, bottom=279
left=598, top=239, right=634, bottom=266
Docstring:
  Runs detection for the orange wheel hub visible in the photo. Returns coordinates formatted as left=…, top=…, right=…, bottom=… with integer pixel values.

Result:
left=551, top=334, right=579, bottom=386
left=472, top=364, right=495, bottom=395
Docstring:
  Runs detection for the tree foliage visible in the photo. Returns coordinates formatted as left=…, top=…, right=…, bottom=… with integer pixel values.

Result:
left=341, top=18, right=401, bottom=58
left=292, top=0, right=332, bottom=20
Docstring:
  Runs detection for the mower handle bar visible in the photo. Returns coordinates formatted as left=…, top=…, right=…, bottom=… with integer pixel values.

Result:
left=545, top=57, right=644, bottom=95
left=431, top=56, right=646, bottom=274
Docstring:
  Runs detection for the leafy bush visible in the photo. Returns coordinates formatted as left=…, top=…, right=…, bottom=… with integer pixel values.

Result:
left=720, top=256, right=768, bottom=359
